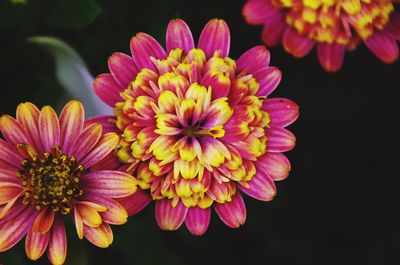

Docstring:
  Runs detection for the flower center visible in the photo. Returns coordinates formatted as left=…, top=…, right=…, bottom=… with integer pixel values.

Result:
left=183, top=125, right=225, bottom=138
left=279, top=0, right=394, bottom=44
left=183, top=126, right=201, bottom=137
left=16, top=146, right=84, bottom=214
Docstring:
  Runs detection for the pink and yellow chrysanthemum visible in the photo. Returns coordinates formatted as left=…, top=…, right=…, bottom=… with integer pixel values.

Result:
left=93, top=18, right=299, bottom=235
left=0, top=100, right=142, bottom=264
left=243, top=0, right=400, bottom=71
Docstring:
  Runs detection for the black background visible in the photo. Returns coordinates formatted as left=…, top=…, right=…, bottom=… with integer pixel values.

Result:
left=1, top=0, right=400, bottom=264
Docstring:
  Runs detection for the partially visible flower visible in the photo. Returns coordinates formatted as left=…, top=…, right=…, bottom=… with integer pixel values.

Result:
left=93, top=18, right=299, bottom=235
left=0, top=100, right=140, bottom=264
left=243, top=0, right=400, bottom=71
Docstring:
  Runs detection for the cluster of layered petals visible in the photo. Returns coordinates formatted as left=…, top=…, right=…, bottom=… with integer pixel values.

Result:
left=243, top=0, right=400, bottom=71
left=93, top=18, right=299, bottom=235
left=0, top=100, right=143, bottom=264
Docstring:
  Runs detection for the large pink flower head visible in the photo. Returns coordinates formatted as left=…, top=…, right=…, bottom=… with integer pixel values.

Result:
left=0, top=101, right=139, bottom=264
left=93, top=18, right=299, bottom=235
left=243, top=0, right=400, bottom=71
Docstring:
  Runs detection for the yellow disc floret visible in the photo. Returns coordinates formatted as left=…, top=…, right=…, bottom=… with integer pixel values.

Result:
left=17, top=146, right=84, bottom=214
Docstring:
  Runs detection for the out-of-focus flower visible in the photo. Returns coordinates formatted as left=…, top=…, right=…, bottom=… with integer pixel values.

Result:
left=0, top=100, right=139, bottom=264
left=243, top=0, right=400, bottom=71
left=93, top=18, right=298, bottom=235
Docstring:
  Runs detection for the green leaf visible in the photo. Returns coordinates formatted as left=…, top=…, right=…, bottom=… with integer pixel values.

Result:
left=44, top=0, right=101, bottom=29
left=28, top=36, right=112, bottom=117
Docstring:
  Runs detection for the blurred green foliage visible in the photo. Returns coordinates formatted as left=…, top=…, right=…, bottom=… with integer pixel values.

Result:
left=0, top=0, right=101, bottom=30
left=43, top=0, right=101, bottom=29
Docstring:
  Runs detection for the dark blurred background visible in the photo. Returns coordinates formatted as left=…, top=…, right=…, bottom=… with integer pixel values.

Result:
left=1, top=0, right=400, bottom=264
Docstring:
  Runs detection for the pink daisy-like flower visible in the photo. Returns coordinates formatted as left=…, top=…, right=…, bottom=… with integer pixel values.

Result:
left=92, top=18, right=299, bottom=235
left=243, top=0, right=400, bottom=71
left=0, top=100, right=140, bottom=264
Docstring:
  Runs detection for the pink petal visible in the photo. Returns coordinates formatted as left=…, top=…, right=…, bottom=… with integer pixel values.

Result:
left=242, top=0, right=279, bottom=25
left=0, top=183, right=22, bottom=204
left=201, top=73, right=230, bottom=99
left=253, top=66, right=282, bottom=97
left=0, top=199, right=25, bottom=223
left=0, top=196, right=20, bottom=220
left=283, top=27, right=314, bottom=58
left=0, top=115, right=32, bottom=148
left=365, top=32, right=399, bottom=63
left=262, top=98, right=299, bottom=127
left=155, top=199, right=188, bottom=231
left=39, top=105, right=60, bottom=152
left=0, top=207, right=38, bottom=252
left=81, top=170, right=137, bottom=199
left=261, top=12, right=286, bottom=46
left=83, top=223, right=113, bottom=248
left=93, top=73, right=124, bottom=107
left=0, top=139, right=22, bottom=167
left=85, top=115, right=119, bottom=134
left=108, top=52, right=138, bottom=88
left=99, top=201, right=127, bottom=225
left=117, top=189, right=152, bottom=216
left=201, top=99, right=233, bottom=129
left=75, top=202, right=103, bottom=228
left=59, top=100, right=84, bottom=156
left=198, top=19, right=230, bottom=58
left=74, top=209, right=84, bottom=239
left=91, top=152, right=122, bottom=171
left=266, top=126, right=296, bottom=152
left=255, top=152, right=291, bottom=181
left=239, top=168, right=276, bottom=201
left=32, top=207, right=55, bottom=234
left=130, top=32, right=167, bottom=71
left=25, top=230, right=50, bottom=261
left=79, top=132, right=119, bottom=168
left=385, top=13, right=400, bottom=40
left=166, top=19, right=195, bottom=53
left=83, top=192, right=128, bottom=225
left=47, top=216, right=67, bottom=265
left=0, top=159, right=21, bottom=185
left=72, top=123, right=103, bottom=161
left=185, top=206, right=210, bottom=236
left=199, top=137, right=231, bottom=167
left=214, top=193, right=246, bottom=228
left=317, top=43, right=346, bottom=72
left=236, top=45, right=270, bottom=73
left=16, top=102, right=43, bottom=153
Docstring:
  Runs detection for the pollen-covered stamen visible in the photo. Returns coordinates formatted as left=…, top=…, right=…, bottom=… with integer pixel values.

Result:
left=16, top=146, right=84, bottom=214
